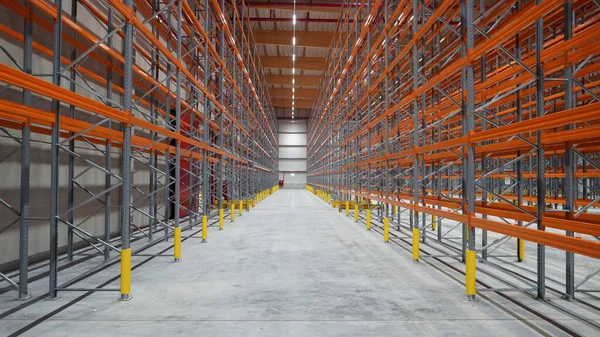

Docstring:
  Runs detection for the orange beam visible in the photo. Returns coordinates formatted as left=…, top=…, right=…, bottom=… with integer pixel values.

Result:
left=267, top=74, right=321, bottom=87
left=254, top=30, right=335, bottom=48
left=262, top=56, right=326, bottom=71
left=271, top=98, right=314, bottom=109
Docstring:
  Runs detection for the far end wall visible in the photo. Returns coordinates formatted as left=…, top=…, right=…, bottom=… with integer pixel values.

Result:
left=278, top=120, right=307, bottom=189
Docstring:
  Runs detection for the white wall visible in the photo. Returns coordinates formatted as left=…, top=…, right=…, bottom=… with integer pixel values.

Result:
left=279, top=122, right=307, bottom=133
left=278, top=120, right=307, bottom=189
left=279, top=133, right=307, bottom=146
left=279, top=147, right=306, bottom=159
left=281, top=172, right=307, bottom=189
left=279, top=159, right=306, bottom=172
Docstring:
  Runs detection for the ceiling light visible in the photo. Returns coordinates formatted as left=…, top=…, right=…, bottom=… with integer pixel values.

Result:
left=292, top=37, right=296, bottom=45
left=292, top=54, right=296, bottom=61
left=293, top=14, right=297, bottom=25
left=292, top=68, right=295, bottom=74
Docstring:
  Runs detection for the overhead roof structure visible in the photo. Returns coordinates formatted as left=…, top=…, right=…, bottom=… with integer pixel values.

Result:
left=247, top=1, right=349, bottom=118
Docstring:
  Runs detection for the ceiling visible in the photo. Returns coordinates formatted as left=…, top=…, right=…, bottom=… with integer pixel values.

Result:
left=246, top=1, right=345, bottom=119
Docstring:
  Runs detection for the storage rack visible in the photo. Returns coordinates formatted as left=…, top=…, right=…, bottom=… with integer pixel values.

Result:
left=0, top=0, right=278, bottom=299
left=307, top=0, right=600, bottom=299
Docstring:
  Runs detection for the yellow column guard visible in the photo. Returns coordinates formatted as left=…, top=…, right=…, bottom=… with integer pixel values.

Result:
left=120, top=248, right=132, bottom=299
left=174, top=227, right=181, bottom=260
left=412, top=228, right=419, bottom=261
left=202, top=215, right=208, bottom=242
left=518, top=238, right=525, bottom=262
left=466, top=249, right=477, bottom=298
left=383, top=217, right=389, bottom=242
left=219, top=209, right=224, bottom=230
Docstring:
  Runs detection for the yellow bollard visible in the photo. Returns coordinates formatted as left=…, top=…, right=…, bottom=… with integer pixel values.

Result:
left=219, top=209, right=224, bottom=230
left=432, top=214, right=437, bottom=231
left=231, top=203, right=235, bottom=222
left=120, top=248, right=132, bottom=300
left=345, top=201, right=350, bottom=216
left=366, top=209, right=371, bottom=230
left=383, top=217, right=390, bottom=242
left=201, top=216, right=208, bottom=242
left=466, top=249, right=476, bottom=299
left=412, top=228, right=420, bottom=260
left=392, top=205, right=397, bottom=215
left=328, top=194, right=331, bottom=204
left=239, top=200, right=243, bottom=216
left=354, top=204, right=359, bottom=222
left=517, top=238, right=525, bottom=262
left=174, top=227, right=182, bottom=260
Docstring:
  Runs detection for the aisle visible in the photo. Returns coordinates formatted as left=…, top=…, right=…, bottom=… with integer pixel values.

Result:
left=5, top=189, right=538, bottom=336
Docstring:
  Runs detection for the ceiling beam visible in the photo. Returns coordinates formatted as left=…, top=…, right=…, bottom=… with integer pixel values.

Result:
left=245, top=1, right=351, bottom=14
left=262, top=56, right=326, bottom=71
left=272, top=98, right=314, bottom=109
left=270, top=88, right=318, bottom=100
left=254, top=30, right=334, bottom=48
left=267, top=75, right=321, bottom=87
left=250, top=18, right=344, bottom=23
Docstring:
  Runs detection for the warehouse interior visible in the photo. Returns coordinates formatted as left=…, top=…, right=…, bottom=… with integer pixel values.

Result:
left=1, top=0, right=600, bottom=336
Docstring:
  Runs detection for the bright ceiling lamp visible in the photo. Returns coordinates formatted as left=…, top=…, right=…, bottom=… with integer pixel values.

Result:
left=292, top=1, right=296, bottom=119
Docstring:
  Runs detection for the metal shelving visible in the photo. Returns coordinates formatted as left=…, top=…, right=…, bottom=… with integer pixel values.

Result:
left=0, top=0, right=278, bottom=299
left=307, top=0, right=600, bottom=299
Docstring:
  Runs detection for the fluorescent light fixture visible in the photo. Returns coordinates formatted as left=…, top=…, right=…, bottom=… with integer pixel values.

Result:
left=292, top=78, right=295, bottom=84
left=291, top=173, right=295, bottom=176
left=292, top=68, right=295, bottom=74
left=293, top=14, right=297, bottom=25
left=292, top=37, right=296, bottom=45
left=292, top=54, right=296, bottom=61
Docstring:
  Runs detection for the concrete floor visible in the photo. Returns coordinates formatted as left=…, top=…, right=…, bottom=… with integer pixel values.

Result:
left=1, top=189, right=595, bottom=336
